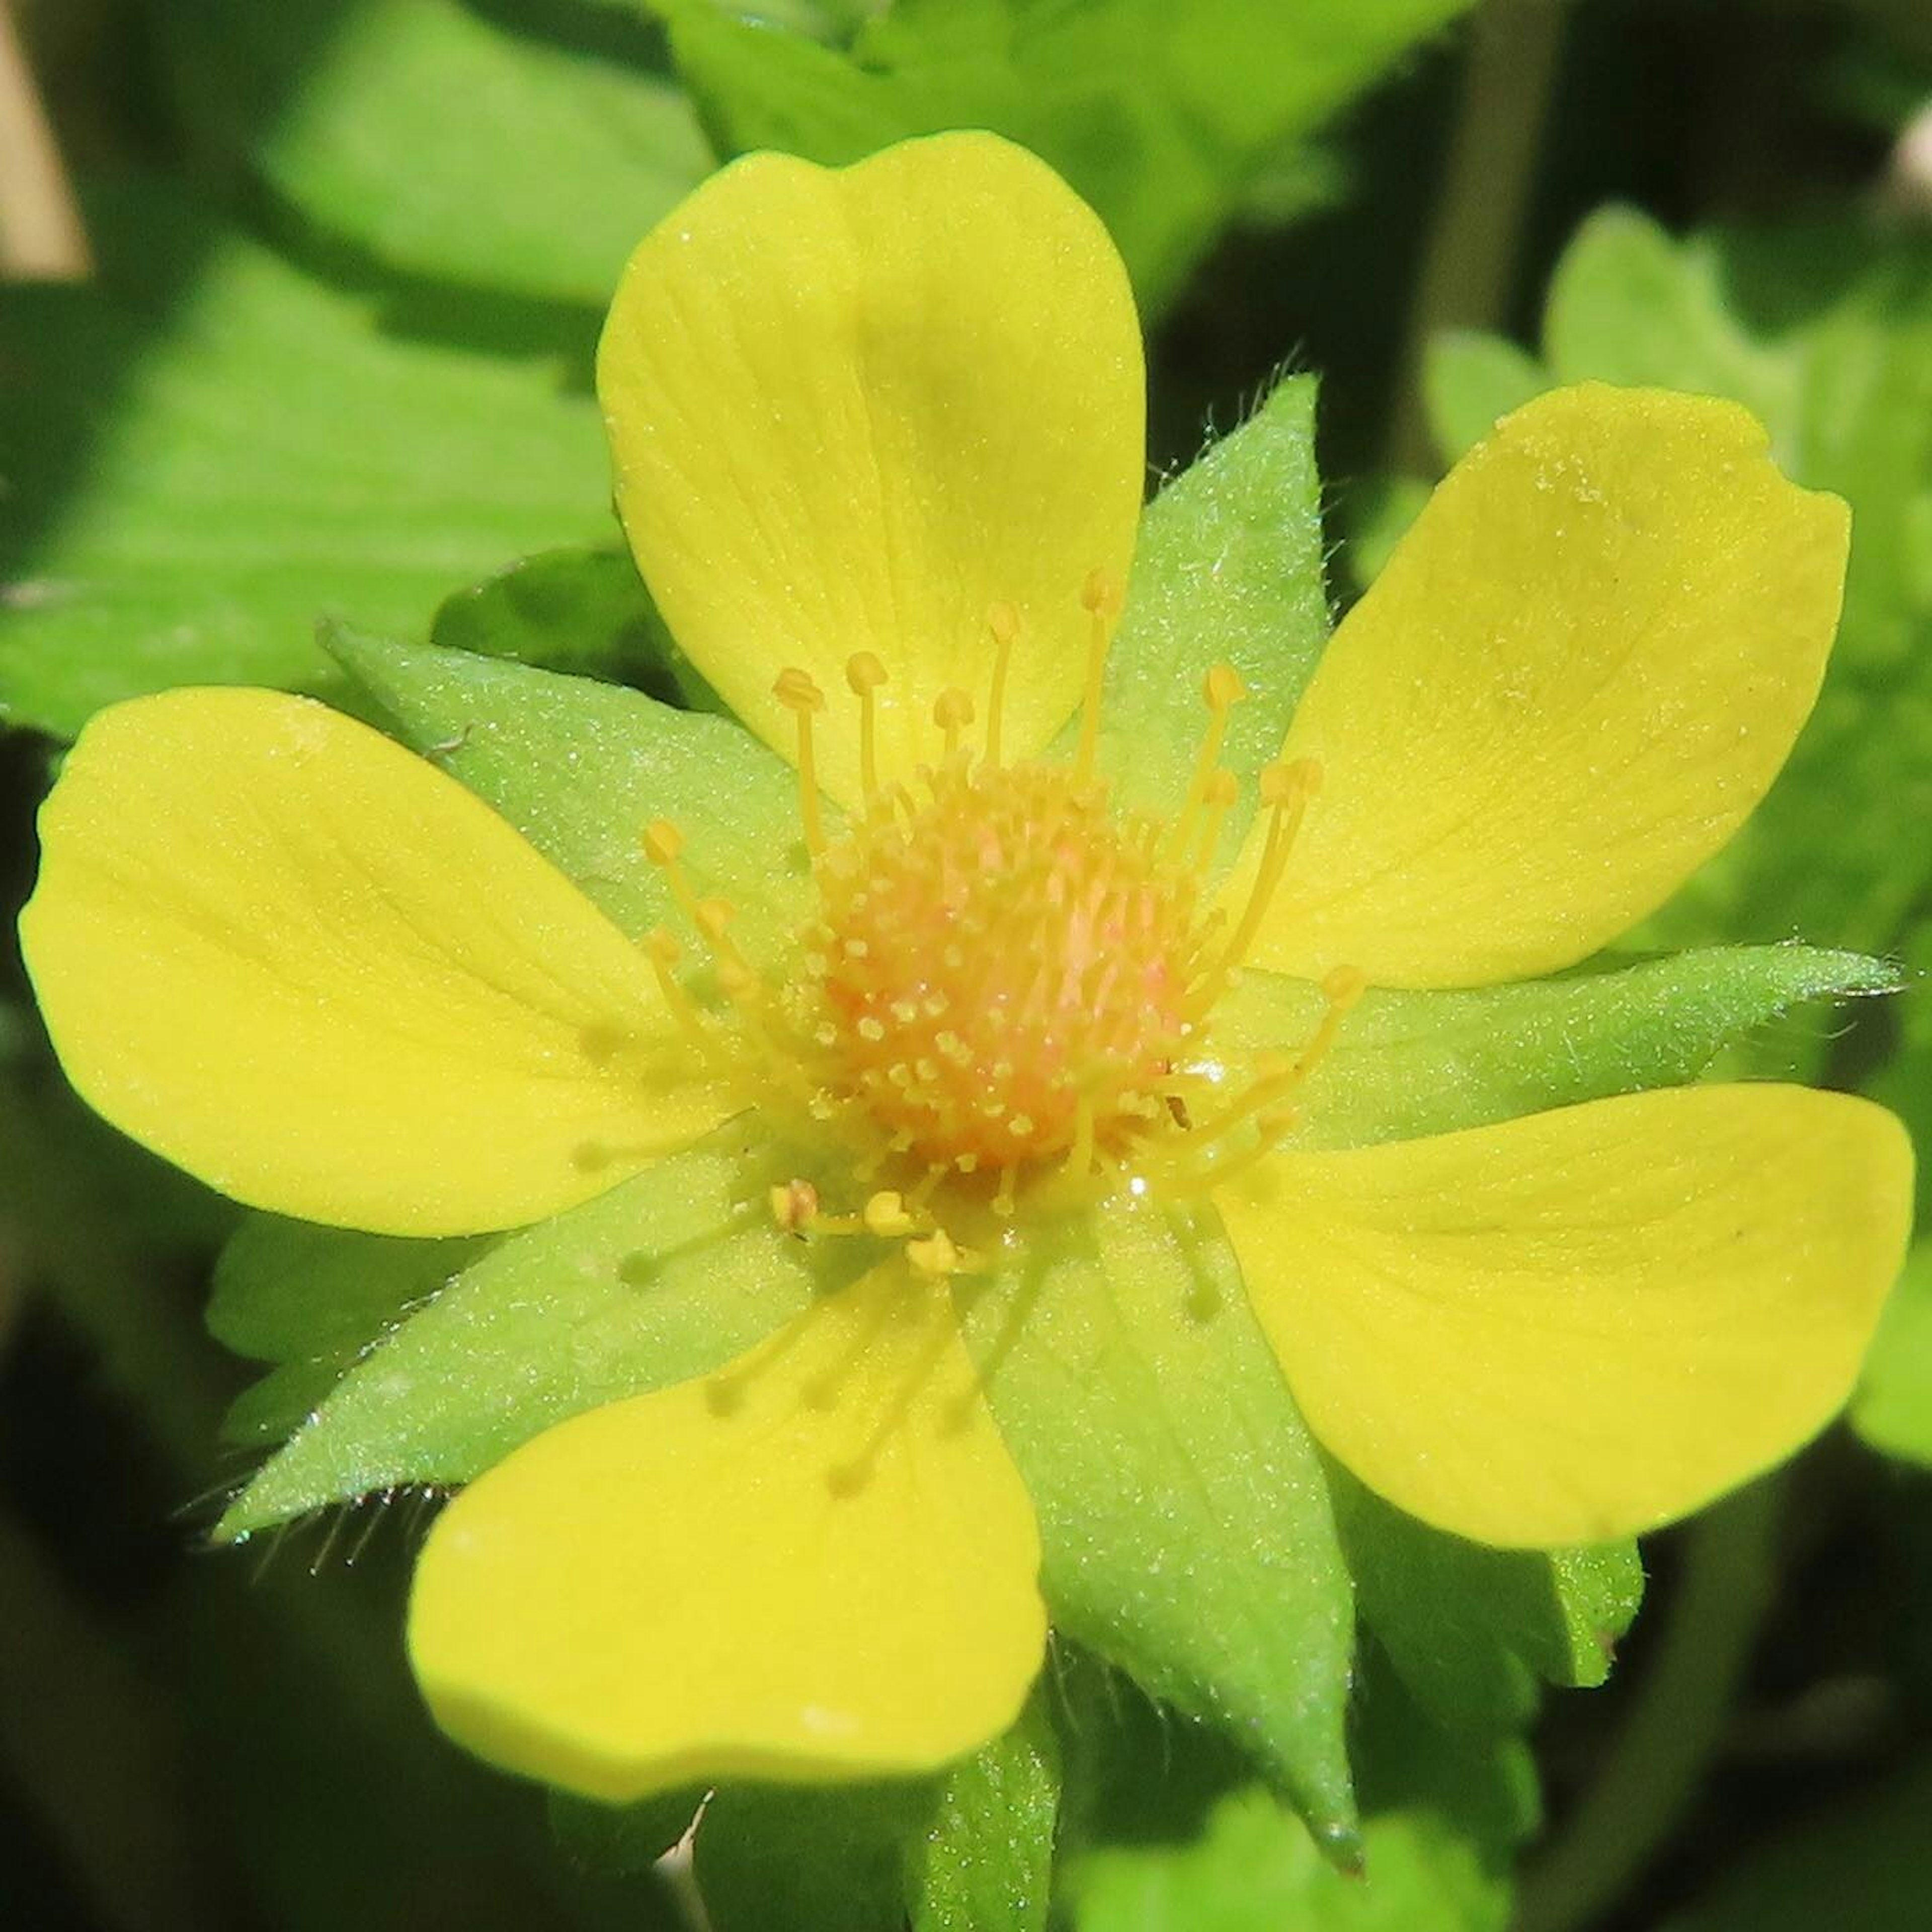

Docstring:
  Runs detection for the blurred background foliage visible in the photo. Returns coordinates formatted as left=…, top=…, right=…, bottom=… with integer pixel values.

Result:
left=6, top=0, right=1932, bottom=1926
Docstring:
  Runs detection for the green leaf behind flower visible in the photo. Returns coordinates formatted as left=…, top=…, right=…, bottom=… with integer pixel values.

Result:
left=216, top=1123, right=862, bottom=1537
left=1069, top=1789, right=1508, bottom=1932
left=1421, top=206, right=1932, bottom=964
left=664, top=0, right=1473, bottom=315
left=1217, top=945, right=1897, bottom=1151
left=0, top=191, right=607, bottom=739
left=158, top=0, right=711, bottom=303
left=958, top=1199, right=1358, bottom=1858
left=1852, top=1240, right=1932, bottom=1465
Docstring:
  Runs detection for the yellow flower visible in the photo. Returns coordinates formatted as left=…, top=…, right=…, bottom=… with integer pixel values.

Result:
left=18, top=134, right=1912, bottom=1809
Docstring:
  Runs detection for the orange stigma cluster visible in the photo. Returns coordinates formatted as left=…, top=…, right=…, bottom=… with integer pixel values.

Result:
left=638, top=578, right=1357, bottom=1261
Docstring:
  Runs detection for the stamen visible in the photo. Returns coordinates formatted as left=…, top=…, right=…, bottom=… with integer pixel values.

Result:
left=1167, top=666, right=1247, bottom=861
left=1191, top=769, right=1241, bottom=874
left=774, top=667, right=828, bottom=856
left=985, top=602, right=1021, bottom=769
left=1072, top=568, right=1121, bottom=787
left=1194, top=758, right=1321, bottom=1010
left=641, top=928, right=718, bottom=1057
left=846, top=652, right=887, bottom=806
left=934, top=688, right=975, bottom=765
left=769, top=1178, right=820, bottom=1232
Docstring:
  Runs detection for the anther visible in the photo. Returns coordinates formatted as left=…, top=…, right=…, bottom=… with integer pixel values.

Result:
left=1168, top=665, right=1248, bottom=862
left=1073, top=569, right=1122, bottom=787
left=846, top=652, right=888, bottom=804
left=985, top=602, right=1022, bottom=768
left=907, top=1229, right=962, bottom=1277
left=769, top=1178, right=820, bottom=1232
left=934, top=688, right=975, bottom=764
left=774, top=667, right=828, bottom=856
left=863, top=1190, right=916, bottom=1238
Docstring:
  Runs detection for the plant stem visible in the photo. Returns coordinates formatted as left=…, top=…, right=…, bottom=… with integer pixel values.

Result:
left=1514, top=1479, right=1785, bottom=1932
left=0, top=0, right=92, bottom=280
left=1389, top=0, right=1566, bottom=474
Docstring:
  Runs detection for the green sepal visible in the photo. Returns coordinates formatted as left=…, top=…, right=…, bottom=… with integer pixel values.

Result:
left=158, top=0, right=711, bottom=304
left=216, top=1123, right=860, bottom=1538
left=209, top=1217, right=489, bottom=1449
left=1215, top=945, right=1899, bottom=1152
left=1085, top=375, right=1330, bottom=872
left=957, top=1199, right=1358, bottom=1861
left=551, top=1701, right=1055, bottom=1932
left=323, top=623, right=814, bottom=969
left=908, top=1692, right=1060, bottom=1932
left=0, top=189, right=606, bottom=739
left=1065, top=1655, right=1528, bottom=1931
left=1332, top=1467, right=1642, bottom=1738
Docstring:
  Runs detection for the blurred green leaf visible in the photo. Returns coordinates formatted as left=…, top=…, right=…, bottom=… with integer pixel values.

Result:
left=325, top=624, right=811, bottom=968
left=0, top=192, right=607, bottom=739
left=1421, top=207, right=1932, bottom=963
left=1069, top=1787, right=1508, bottom=1932
left=161, top=0, right=711, bottom=302
left=1658, top=1749, right=1932, bottom=1932
left=1086, top=375, right=1329, bottom=871
left=216, top=1122, right=865, bottom=1536
left=960, top=1200, right=1358, bottom=1859
left=1218, top=946, right=1899, bottom=1151
left=1852, top=1240, right=1932, bottom=1464
left=1421, top=329, right=1546, bottom=463
left=665, top=0, right=1474, bottom=314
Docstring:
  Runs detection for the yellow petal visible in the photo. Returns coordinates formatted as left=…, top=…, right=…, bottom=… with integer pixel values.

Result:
left=1238, top=385, right=1848, bottom=987
left=409, top=1266, right=1046, bottom=1801
left=21, top=688, right=732, bottom=1236
left=1215, top=1085, right=1911, bottom=1547
left=598, top=131, right=1144, bottom=807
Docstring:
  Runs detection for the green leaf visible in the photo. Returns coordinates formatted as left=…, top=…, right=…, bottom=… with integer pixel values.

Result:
left=1087, top=375, right=1330, bottom=871
left=0, top=190, right=607, bottom=739
left=160, top=0, right=711, bottom=303
left=430, top=546, right=726, bottom=708
left=958, top=1199, right=1357, bottom=1858
left=216, top=1122, right=863, bottom=1537
left=1332, top=1468, right=1641, bottom=1737
left=1852, top=1239, right=1932, bottom=1464
left=1426, top=206, right=1932, bottom=967
left=1215, top=946, right=1897, bottom=1152
left=1070, top=1787, right=1509, bottom=1932
left=665, top=0, right=1475, bottom=314
left=908, top=1696, right=1060, bottom=1932
left=324, top=625, right=812, bottom=968
left=209, top=1216, right=489, bottom=1448
left=1421, top=329, right=1547, bottom=465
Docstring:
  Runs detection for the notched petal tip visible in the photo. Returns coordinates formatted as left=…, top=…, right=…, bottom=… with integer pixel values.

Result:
left=407, top=1268, right=1047, bottom=1800
left=595, top=131, right=1146, bottom=808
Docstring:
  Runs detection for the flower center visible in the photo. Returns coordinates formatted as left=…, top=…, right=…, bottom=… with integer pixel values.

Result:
left=637, top=581, right=1360, bottom=1264
left=807, top=759, right=1194, bottom=1171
